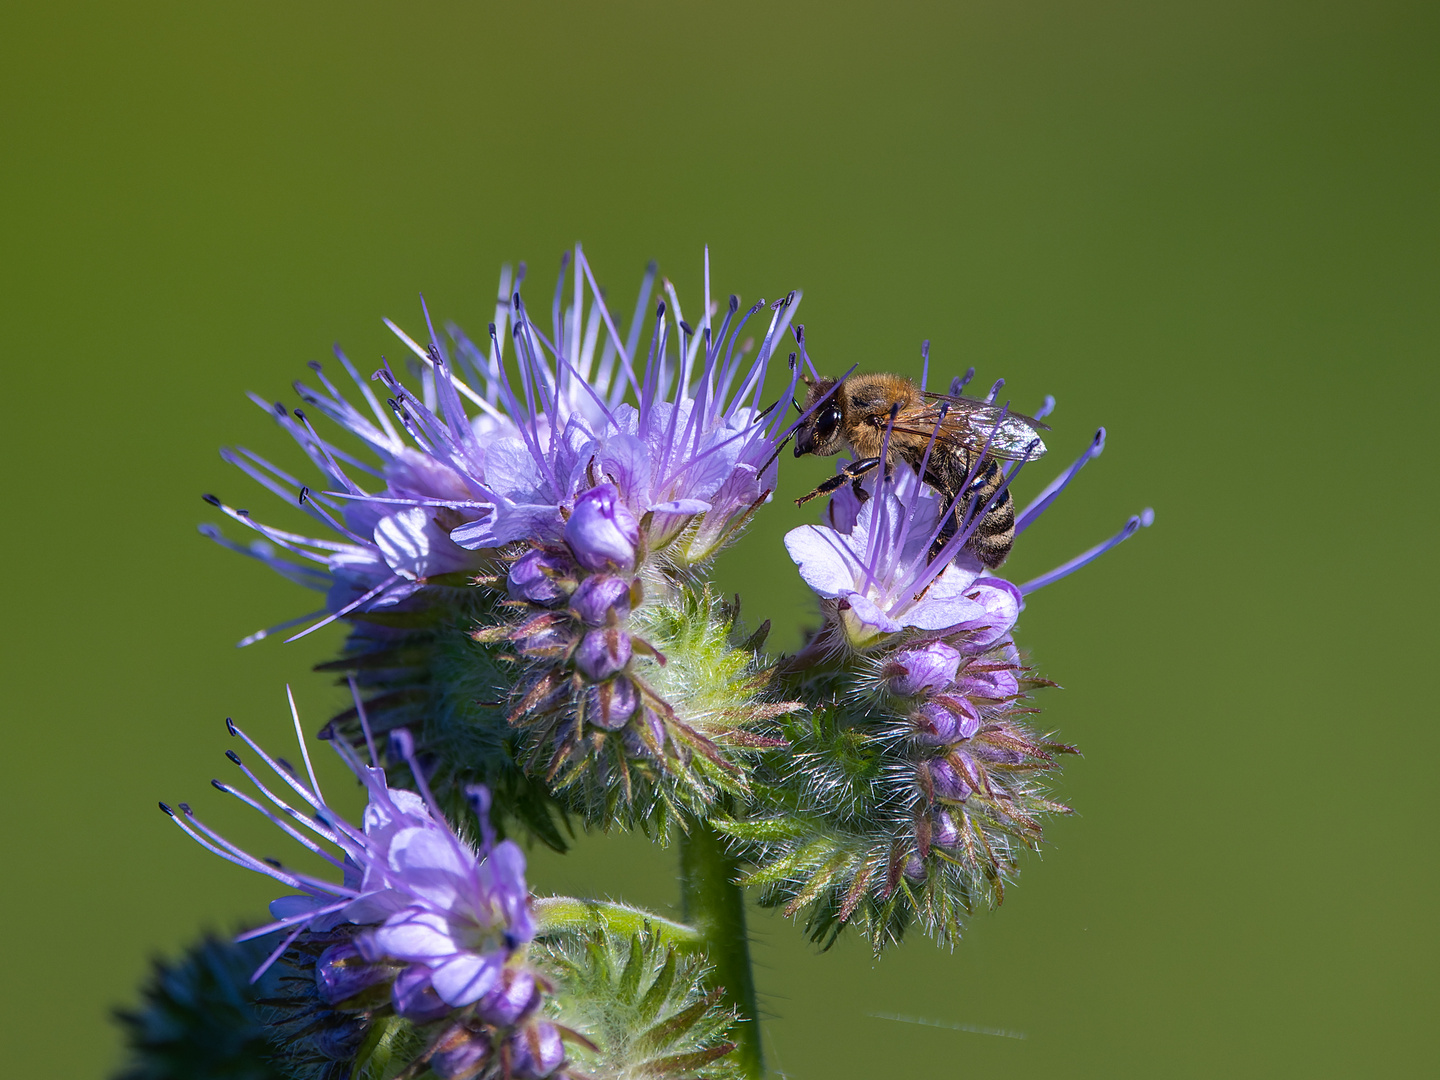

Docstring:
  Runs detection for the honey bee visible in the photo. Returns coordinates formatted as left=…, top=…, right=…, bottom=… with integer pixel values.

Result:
left=792, top=371, right=1048, bottom=568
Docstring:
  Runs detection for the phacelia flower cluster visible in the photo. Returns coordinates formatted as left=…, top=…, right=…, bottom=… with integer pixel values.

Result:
left=727, top=393, right=1151, bottom=949
left=162, top=691, right=575, bottom=1078
left=203, top=251, right=811, bottom=830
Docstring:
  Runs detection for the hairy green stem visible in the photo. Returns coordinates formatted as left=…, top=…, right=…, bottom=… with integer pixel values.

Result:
left=532, top=896, right=705, bottom=948
left=680, top=818, right=764, bottom=1078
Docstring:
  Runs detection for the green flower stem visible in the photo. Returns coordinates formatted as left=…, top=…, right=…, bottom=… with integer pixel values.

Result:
left=532, top=896, right=705, bottom=949
left=680, top=817, right=764, bottom=1079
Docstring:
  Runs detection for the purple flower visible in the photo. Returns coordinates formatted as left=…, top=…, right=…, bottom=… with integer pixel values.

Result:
left=885, top=641, right=961, bottom=697
left=574, top=626, right=632, bottom=681
left=359, top=737, right=536, bottom=1008
left=564, top=485, right=639, bottom=571
left=441, top=249, right=804, bottom=567
left=508, top=549, right=574, bottom=606
left=787, top=400, right=1154, bottom=649
left=785, top=464, right=1019, bottom=648
left=161, top=691, right=535, bottom=1001
left=200, top=339, right=501, bottom=646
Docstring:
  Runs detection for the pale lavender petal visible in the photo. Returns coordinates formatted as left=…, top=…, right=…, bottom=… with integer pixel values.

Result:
left=785, top=525, right=863, bottom=598
left=431, top=951, right=503, bottom=1006
left=964, top=578, right=1023, bottom=647
left=839, top=592, right=903, bottom=642
left=372, top=907, right=459, bottom=962
left=374, top=507, right=475, bottom=580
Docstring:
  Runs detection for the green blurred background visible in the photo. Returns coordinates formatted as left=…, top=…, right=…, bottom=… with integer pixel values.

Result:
left=3, top=1, right=1436, bottom=1075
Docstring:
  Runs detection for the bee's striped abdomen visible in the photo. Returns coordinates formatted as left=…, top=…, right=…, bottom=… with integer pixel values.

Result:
left=926, top=452, right=1016, bottom=569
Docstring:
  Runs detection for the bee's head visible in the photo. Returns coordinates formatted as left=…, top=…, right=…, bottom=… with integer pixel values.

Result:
left=793, top=376, right=845, bottom=457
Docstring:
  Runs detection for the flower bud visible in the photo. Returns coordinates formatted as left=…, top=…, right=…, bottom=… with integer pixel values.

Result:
left=574, top=626, right=631, bottom=681
left=311, top=1020, right=367, bottom=1061
left=430, top=1025, right=494, bottom=1079
left=623, top=708, right=667, bottom=757
left=508, top=1020, right=566, bottom=1078
left=516, top=623, right=574, bottom=658
left=508, top=549, right=572, bottom=605
left=885, top=641, right=961, bottom=697
left=474, top=967, right=542, bottom=1027
left=584, top=677, right=639, bottom=731
left=972, top=740, right=1024, bottom=765
left=927, top=757, right=972, bottom=801
left=564, top=483, right=639, bottom=571
left=958, top=668, right=1020, bottom=700
left=933, top=810, right=960, bottom=847
left=569, top=573, right=632, bottom=626
left=314, top=942, right=389, bottom=1005
left=391, top=964, right=450, bottom=1024
left=913, top=698, right=981, bottom=744
left=904, top=854, right=927, bottom=881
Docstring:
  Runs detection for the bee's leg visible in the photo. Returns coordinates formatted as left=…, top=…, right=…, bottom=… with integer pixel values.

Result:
left=795, top=457, right=882, bottom=506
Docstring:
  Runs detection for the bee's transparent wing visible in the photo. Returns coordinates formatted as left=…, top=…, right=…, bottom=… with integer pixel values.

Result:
left=897, top=396, right=1049, bottom=461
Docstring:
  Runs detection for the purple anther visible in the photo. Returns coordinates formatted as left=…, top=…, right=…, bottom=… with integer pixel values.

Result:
left=388, top=728, right=416, bottom=762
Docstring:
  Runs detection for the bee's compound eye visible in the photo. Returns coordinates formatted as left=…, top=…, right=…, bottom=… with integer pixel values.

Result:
left=817, top=404, right=841, bottom=436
